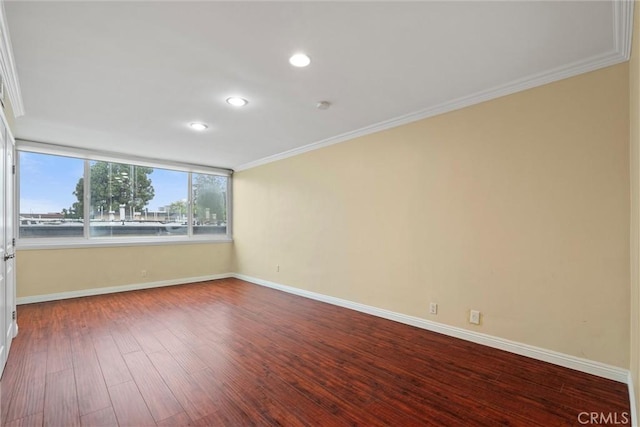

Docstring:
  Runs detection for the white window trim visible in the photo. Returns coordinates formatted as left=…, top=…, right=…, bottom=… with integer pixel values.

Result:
left=17, top=236, right=232, bottom=251
left=17, top=139, right=232, bottom=176
left=16, top=140, right=233, bottom=249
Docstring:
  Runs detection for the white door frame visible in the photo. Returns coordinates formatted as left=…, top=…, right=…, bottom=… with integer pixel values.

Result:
left=0, top=113, right=16, bottom=379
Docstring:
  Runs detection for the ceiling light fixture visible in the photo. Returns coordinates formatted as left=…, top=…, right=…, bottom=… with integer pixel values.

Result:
left=289, top=53, right=311, bottom=67
left=226, top=97, right=248, bottom=107
left=189, top=122, right=208, bottom=131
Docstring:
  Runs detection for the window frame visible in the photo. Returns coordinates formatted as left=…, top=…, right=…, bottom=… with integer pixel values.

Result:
left=16, top=140, right=233, bottom=249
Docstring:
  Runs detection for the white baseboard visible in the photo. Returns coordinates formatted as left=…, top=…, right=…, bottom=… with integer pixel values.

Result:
left=233, top=273, right=630, bottom=384
left=629, top=372, right=638, bottom=427
left=16, top=273, right=234, bottom=305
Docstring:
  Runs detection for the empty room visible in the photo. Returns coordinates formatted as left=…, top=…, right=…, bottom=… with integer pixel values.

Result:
left=0, top=1, right=638, bottom=426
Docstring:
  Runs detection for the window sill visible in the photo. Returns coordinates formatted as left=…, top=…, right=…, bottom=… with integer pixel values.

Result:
left=16, top=236, right=233, bottom=251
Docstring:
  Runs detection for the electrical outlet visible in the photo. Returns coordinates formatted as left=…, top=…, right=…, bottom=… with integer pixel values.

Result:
left=429, top=302, right=438, bottom=315
left=469, top=310, right=481, bottom=325
left=141, top=270, right=147, bottom=278
left=276, top=264, right=280, bottom=273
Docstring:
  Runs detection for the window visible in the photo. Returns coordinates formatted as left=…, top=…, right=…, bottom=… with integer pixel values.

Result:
left=88, top=161, right=189, bottom=238
left=19, top=151, right=84, bottom=238
left=17, top=144, right=231, bottom=246
left=192, top=173, right=228, bottom=236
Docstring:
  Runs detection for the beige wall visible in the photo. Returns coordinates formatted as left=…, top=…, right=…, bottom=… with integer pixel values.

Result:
left=16, top=243, right=232, bottom=298
left=234, top=63, right=630, bottom=368
left=630, top=1, right=640, bottom=422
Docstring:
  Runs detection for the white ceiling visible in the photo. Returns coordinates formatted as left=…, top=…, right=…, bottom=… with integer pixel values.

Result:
left=3, top=1, right=630, bottom=171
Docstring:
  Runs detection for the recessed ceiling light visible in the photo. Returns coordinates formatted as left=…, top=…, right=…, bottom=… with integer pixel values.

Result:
left=289, top=53, right=311, bottom=67
left=189, top=122, right=208, bottom=131
left=226, top=97, right=248, bottom=107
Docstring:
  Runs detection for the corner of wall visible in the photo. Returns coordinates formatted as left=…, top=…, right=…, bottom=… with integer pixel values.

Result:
left=629, top=1, right=640, bottom=424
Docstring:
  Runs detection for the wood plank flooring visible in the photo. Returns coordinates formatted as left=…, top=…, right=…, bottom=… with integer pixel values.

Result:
left=0, top=278, right=631, bottom=426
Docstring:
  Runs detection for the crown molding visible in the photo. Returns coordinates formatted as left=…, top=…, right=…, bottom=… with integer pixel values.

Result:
left=0, top=1, right=24, bottom=117
left=615, top=0, right=634, bottom=60
left=234, top=0, right=634, bottom=172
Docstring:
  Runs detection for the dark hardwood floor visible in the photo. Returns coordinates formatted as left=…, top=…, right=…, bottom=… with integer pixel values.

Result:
left=0, top=278, right=631, bottom=426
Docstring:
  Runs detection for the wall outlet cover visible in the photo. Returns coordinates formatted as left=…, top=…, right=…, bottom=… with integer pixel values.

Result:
left=470, top=310, right=481, bottom=325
